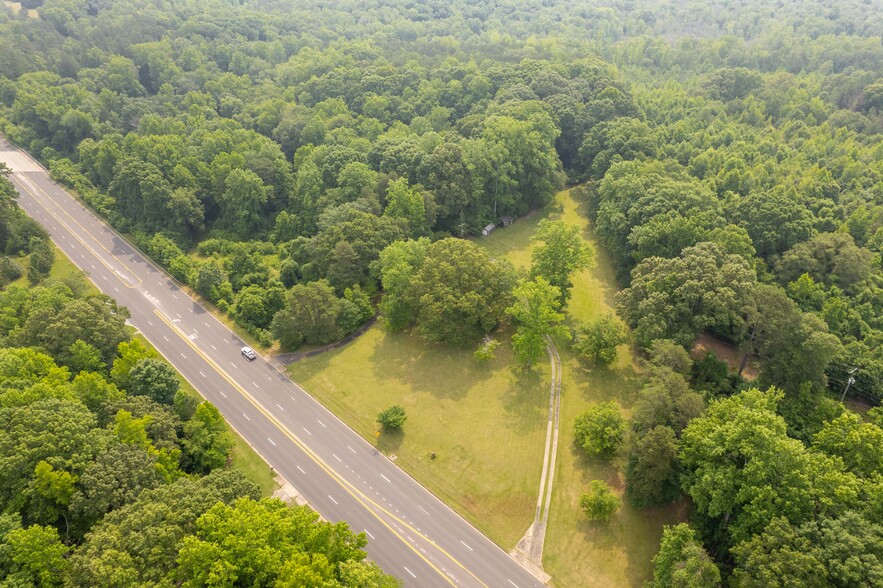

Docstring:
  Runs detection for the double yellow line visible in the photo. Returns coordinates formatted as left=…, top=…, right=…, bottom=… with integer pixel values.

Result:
left=153, top=309, right=490, bottom=588
left=11, top=147, right=498, bottom=587
left=13, top=171, right=141, bottom=289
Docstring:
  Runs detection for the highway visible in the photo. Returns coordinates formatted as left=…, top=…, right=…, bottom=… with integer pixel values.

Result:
left=0, top=137, right=546, bottom=588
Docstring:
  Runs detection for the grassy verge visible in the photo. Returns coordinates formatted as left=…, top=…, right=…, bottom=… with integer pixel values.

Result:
left=10, top=245, right=279, bottom=496
left=8, top=244, right=94, bottom=291
left=289, top=326, right=548, bottom=547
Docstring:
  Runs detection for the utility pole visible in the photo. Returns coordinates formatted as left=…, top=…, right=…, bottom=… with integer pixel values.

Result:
left=840, top=367, right=858, bottom=402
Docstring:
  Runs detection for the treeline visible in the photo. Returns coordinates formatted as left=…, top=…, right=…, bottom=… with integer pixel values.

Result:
left=1, top=0, right=882, bottom=585
left=0, top=163, right=54, bottom=285
left=0, top=275, right=397, bottom=585
left=2, top=0, right=640, bottom=345
left=1, top=0, right=881, bottom=366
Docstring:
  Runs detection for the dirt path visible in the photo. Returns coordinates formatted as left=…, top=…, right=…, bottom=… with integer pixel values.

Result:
left=513, top=337, right=562, bottom=579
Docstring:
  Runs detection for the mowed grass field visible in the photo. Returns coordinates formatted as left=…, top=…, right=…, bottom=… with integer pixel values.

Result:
left=288, top=325, right=549, bottom=548
left=482, top=187, right=685, bottom=586
left=289, top=186, right=685, bottom=586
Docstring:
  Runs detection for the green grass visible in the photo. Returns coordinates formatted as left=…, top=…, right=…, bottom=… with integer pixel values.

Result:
left=480, top=188, right=686, bottom=586
left=9, top=244, right=99, bottom=294
left=289, top=326, right=548, bottom=547
left=289, top=186, right=684, bottom=586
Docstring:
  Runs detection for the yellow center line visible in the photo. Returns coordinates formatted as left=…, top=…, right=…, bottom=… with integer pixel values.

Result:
left=14, top=174, right=141, bottom=291
left=154, top=308, right=492, bottom=588
left=14, top=172, right=142, bottom=288
left=11, top=144, right=499, bottom=587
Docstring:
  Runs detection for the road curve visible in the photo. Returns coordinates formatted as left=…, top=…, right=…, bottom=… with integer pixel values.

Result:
left=0, top=137, right=546, bottom=588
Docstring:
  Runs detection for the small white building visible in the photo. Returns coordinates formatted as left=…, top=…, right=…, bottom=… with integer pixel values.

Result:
left=481, top=223, right=496, bottom=236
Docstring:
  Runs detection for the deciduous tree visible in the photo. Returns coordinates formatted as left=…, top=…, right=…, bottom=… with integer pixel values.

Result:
left=579, top=480, right=620, bottom=521
left=626, top=425, right=680, bottom=507
left=530, top=220, right=593, bottom=308
left=377, top=405, right=407, bottom=431
left=408, top=238, right=516, bottom=345
left=183, top=402, right=234, bottom=474
left=574, top=402, right=625, bottom=458
left=572, top=313, right=627, bottom=367
left=506, top=277, right=567, bottom=368
left=651, top=524, right=720, bottom=588
left=128, top=358, right=180, bottom=405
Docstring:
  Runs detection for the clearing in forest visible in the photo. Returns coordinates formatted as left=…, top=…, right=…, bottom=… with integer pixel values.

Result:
left=289, top=186, right=685, bottom=587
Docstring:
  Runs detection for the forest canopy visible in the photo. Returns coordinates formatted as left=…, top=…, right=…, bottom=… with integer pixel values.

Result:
left=1, top=0, right=882, bottom=584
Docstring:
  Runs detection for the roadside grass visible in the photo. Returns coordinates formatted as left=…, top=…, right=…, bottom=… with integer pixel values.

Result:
left=6, top=244, right=278, bottom=496
left=46, top=244, right=84, bottom=282
left=289, top=326, right=548, bottom=548
left=133, top=333, right=279, bottom=496
left=9, top=244, right=99, bottom=293
left=289, top=186, right=684, bottom=586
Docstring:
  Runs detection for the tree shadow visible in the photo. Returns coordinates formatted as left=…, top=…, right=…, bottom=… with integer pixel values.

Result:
left=375, top=426, right=404, bottom=455
left=501, top=363, right=546, bottom=434
left=368, top=329, right=501, bottom=402
left=571, top=360, right=643, bottom=407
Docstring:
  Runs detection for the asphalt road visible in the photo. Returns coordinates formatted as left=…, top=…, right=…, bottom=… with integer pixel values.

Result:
left=0, top=137, right=546, bottom=588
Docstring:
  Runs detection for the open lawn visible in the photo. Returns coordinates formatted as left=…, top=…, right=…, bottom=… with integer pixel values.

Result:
left=289, top=326, right=549, bottom=548
left=289, top=186, right=684, bottom=586
left=481, top=187, right=686, bottom=586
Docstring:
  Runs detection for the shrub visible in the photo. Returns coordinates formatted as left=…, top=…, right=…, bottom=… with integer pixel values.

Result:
left=474, top=337, right=500, bottom=361
left=579, top=480, right=621, bottom=521
left=377, top=405, right=407, bottom=431
left=574, top=401, right=625, bottom=458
